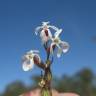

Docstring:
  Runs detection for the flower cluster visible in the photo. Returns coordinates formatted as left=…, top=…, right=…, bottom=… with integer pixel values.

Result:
left=22, top=22, right=69, bottom=71
left=35, top=21, right=69, bottom=57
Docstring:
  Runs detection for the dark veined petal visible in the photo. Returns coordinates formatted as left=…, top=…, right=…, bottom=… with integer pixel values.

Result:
left=45, top=30, right=49, bottom=36
left=40, top=30, right=49, bottom=44
left=33, top=54, right=41, bottom=64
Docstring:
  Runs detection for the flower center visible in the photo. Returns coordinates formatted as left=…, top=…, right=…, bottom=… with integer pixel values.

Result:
left=29, top=55, right=33, bottom=59
left=53, top=38, right=59, bottom=44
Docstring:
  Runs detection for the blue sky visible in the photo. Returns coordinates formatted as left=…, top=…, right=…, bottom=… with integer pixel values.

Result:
left=0, top=0, right=96, bottom=93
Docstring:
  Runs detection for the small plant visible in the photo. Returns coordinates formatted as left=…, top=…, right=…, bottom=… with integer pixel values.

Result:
left=22, top=21, right=70, bottom=96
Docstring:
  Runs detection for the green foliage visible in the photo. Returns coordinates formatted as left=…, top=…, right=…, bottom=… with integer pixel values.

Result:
left=1, top=68, right=96, bottom=96
left=2, top=81, right=28, bottom=96
left=53, top=68, right=96, bottom=96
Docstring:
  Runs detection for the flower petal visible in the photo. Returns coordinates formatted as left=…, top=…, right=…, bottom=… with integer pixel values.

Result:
left=47, top=29, right=52, bottom=39
left=57, top=47, right=62, bottom=58
left=35, top=26, right=42, bottom=35
left=60, top=41, right=70, bottom=53
left=54, top=29, right=62, bottom=38
left=44, top=30, right=49, bottom=36
left=22, top=59, right=34, bottom=71
left=42, top=21, right=50, bottom=26
left=28, top=50, right=39, bottom=54
left=49, top=25, right=59, bottom=31
left=40, top=30, right=49, bottom=43
left=56, top=44, right=62, bottom=58
left=33, top=54, right=41, bottom=64
left=50, top=42, right=55, bottom=54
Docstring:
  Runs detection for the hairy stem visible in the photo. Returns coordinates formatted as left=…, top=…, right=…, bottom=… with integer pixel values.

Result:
left=41, top=43, right=52, bottom=96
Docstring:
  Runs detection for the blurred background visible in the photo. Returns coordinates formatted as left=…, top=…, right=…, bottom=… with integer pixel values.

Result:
left=0, top=0, right=96, bottom=96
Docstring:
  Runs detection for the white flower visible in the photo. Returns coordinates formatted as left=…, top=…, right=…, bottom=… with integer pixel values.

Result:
left=50, top=29, right=70, bottom=58
left=22, top=50, right=41, bottom=71
left=35, top=21, right=59, bottom=44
